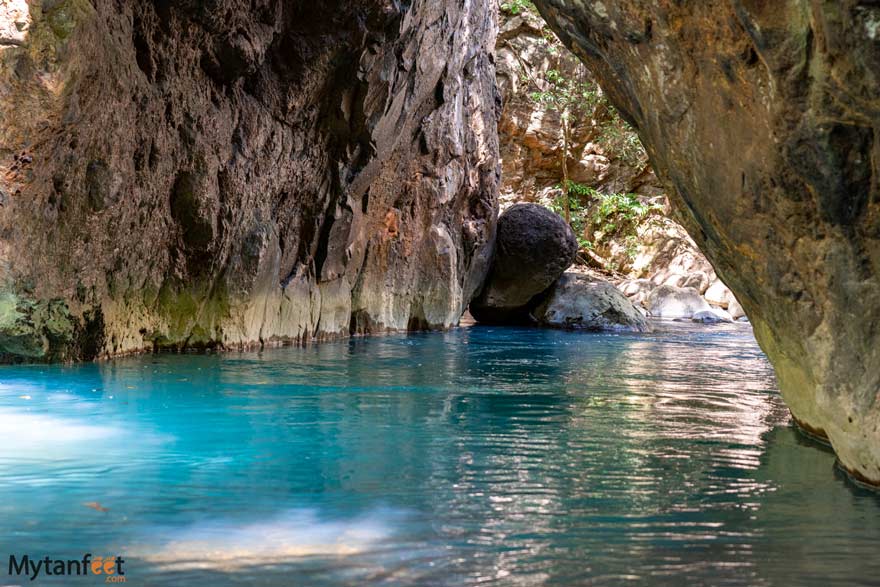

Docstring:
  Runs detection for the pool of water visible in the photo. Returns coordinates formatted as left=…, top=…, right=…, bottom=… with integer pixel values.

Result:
left=0, top=322, right=878, bottom=586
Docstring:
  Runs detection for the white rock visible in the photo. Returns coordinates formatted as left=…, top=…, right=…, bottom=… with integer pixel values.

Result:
left=647, top=285, right=712, bottom=319
left=705, top=280, right=733, bottom=308
left=727, top=297, right=746, bottom=320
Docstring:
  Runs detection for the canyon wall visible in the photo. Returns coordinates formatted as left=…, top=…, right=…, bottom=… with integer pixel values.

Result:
left=533, top=0, right=880, bottom=485
left=0, top=0, right=499, bottom=359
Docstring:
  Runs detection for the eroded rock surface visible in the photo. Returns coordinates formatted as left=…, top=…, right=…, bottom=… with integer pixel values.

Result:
left=0, top=0, right=499, bottom=359
left=534, top=0, right=880, bottom=483
left=535, top=272, right=649, bottom=332
left=470, top=203, right=577, bottom=323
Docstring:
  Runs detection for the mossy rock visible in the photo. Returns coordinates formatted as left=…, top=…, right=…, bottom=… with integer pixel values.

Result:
left=0, top=292, right=75, bottom=359
left=22, top=0, right=95, bottom=68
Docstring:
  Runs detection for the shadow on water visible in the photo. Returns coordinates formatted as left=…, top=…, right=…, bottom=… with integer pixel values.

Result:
left=0, top=321, right=877, bottom=585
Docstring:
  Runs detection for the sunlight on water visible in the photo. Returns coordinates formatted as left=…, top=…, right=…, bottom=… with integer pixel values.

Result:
left=0, top=409, right=121, bottom=444
left=0, top=322, right=877, bottom=586
left=137, top=508, right=406, bottom=571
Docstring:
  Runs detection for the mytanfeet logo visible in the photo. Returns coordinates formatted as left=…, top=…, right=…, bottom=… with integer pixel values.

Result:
left=8, top=554, right=126, bottom=583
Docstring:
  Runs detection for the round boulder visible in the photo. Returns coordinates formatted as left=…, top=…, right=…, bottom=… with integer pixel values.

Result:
left=535, top=273, right=651, bottom=332
left=471, top=204, right=578, bottom=323
left=647, top=284, right=713, bottom=319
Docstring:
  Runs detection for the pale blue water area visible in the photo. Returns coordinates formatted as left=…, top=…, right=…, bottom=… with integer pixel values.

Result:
left=0, top=322, right=878, bottom=586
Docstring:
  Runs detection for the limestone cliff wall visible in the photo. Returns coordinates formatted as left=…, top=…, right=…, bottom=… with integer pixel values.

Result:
left=534, top=0, right=880, bottom=485
left=0, top=0, right=499, bottom=359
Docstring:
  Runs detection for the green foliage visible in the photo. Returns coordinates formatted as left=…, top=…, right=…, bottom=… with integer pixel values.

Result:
left=596, top=113, right=647, bottom=166
left=529, top=69, right=599, bottom=122
left=500, top=0, right=536, bottom=15
left=592, top=191, right=660, bottom=242
left=545, top=183, right=663, bottom=267
left=547, top=185, right=593, bottom=251
left=565, top=181, right=597, bottom=200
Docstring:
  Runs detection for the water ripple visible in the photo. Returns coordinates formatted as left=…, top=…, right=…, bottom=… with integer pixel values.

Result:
left=0, top=322, right=877, bottom=586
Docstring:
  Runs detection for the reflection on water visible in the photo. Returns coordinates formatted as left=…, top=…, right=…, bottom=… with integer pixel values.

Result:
left=138, top=507, right=406, bottom=572
left=0, top=409, right=122, bottom=444
left=0, top=322, right=878, bottom=586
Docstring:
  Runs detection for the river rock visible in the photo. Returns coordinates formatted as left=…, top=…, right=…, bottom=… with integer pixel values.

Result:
left=728, top=299, right=746, bottom=321
left=647, top=285, right=713, bottom=319
left=535, top=273, right=650, bottom=332
left=704, top=281, right=733, bottom=309
left=617, top=278, right=655, bottom=310
left=692, top=309, right=733, bottom=324
left=682, top=271, right=712, bottom=295
left=470, top=204, right=578, bottom=323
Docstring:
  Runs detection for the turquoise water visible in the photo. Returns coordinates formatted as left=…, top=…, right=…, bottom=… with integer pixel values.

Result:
left=0, top=323, right=878, bottom=586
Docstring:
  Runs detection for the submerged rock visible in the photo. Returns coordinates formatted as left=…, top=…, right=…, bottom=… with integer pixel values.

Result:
left=535, top=272, right=650, bottom=332
left=470, top=204, right=577, bottom=323
left=647, top=285, right=712, bottom=319
left=533, top=0, right=880, bottom=483
left=692, top=309, right=733, bottom=324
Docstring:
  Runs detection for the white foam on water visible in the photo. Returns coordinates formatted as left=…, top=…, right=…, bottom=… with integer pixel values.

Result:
left=0, top=409, right=123, bottom=446
left=0, top=408, right=171, bottom=473
left=137, top=507, right=407, bottom=572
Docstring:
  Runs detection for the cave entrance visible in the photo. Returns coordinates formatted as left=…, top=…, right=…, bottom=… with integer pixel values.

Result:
left=485, top=3, right=745, bottom=326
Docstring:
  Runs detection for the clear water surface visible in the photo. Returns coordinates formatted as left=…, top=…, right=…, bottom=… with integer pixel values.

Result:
left=0, top=322, right=878, bottom=586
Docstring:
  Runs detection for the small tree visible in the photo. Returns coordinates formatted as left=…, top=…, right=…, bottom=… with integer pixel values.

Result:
left=529, top=69, right=597, bottom=224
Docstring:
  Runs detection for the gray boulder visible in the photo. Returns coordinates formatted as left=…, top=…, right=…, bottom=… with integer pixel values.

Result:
left=471, top=204, right=578, bottom=323
left=692, top=309, right=734, bottom=324
left=647, top=285, right=712, bottom=319
left=535, top=273, right=650, bottom=332
left=618, top=278, right=656, bottom=310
